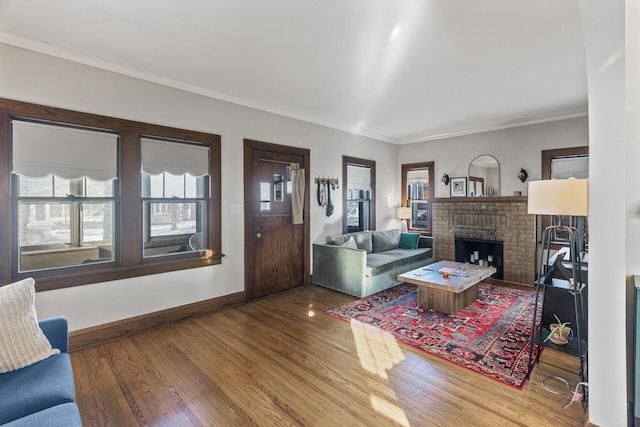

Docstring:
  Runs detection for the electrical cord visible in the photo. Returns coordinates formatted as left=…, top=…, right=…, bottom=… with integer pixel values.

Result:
left=541, top=375, right=588, bottom=409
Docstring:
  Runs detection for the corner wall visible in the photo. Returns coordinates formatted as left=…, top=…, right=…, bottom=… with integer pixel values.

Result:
left=398, top=117, right=588, bottom=198
left=0, top=42, right=400, bottom=331
left=579, top=0, right=631, bottom=424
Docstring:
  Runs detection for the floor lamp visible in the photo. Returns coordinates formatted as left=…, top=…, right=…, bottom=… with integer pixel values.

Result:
left=527, top=179, right=589, bottom=276
left=527, top=178, right=589, bottom=396
left=396, top=206, right=412, bottom=233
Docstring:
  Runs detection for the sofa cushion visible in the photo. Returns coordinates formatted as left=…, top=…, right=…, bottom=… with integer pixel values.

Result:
left=371, top=229, right=401, bottom=253
left=366, top=248, right=431, bottom=276
left=327, top=231, right=372, bottom=253
left=2, top=402, right=81, bottom=427
left=0, top=353, right=75, bottom=425
left=0, top=278, right=59, bottom=373
left=398, top=232, right=421, bottom=249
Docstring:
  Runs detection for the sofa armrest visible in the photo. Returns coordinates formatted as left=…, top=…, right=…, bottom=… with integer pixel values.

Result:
left=312, top=243, right=367, bottom=297
left=418, top=236, right=435, bottom=258
left=38, top=316, right=69, bottom=353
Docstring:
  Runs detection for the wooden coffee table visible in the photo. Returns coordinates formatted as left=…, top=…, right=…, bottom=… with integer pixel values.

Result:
left=397, top=260, right=496, bottom=315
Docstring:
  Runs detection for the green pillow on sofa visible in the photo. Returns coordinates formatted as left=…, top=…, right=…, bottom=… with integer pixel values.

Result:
left=398, top=232, right=420, bottom=249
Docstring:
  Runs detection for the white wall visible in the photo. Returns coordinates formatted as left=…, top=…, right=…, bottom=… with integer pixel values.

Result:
left=627, top=1, right=640, bottom=419
left=579, top=1, right=634, bottom=424
left=0, top=42, right=588, bottom=332
left=0, top=43, right=399, bottom=330
left=398, top=117, right=588, bottom=197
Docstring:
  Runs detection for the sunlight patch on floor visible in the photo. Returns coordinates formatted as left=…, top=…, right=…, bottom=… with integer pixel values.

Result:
left=350, top=319, right=409, bottom=425
left=350, top=319, right=405, bottom=379
left=370, top=394, right=410, bottom=427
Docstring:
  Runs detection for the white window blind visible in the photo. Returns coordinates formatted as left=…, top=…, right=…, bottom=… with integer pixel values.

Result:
left=12, top=120, right=118, bottom=180
left=141, top=138, right=209, bottom=176
left=551, top=156, right=589, bottom=179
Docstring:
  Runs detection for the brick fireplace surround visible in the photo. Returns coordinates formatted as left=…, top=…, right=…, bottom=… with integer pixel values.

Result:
left=432, top=196, right=536, bottom=285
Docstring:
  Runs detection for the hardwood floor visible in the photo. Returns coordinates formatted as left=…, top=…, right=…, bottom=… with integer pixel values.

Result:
left=71, top=285, right=588, bottom=426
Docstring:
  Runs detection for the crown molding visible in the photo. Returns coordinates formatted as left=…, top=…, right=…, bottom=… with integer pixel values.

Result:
left=0, top=32, right=586, bottom=147
left=0, top=33, right=398, bottom=143
left=398, top=109, right=589, bottom=145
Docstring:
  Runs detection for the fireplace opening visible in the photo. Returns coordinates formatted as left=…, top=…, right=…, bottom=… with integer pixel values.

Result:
left=455, top=237, right=504, bottom=279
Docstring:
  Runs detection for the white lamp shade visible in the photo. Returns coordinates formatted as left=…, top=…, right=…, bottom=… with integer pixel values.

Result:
left=527, top=179, right=588, bottom=216
left=396, top=206, right=412, bottom=220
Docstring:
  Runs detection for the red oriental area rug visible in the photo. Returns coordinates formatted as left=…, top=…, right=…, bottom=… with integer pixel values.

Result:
left=325, top=283, right=540, bottom=389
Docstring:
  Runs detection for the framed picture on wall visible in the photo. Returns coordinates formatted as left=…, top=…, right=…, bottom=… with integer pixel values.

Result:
left=450, top=177, right=467, bottom=197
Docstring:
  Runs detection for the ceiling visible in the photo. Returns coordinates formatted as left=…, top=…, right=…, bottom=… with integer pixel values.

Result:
left=0, top=0, right=588, bottom=144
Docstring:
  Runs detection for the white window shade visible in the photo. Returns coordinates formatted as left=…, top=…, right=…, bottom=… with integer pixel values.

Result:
left=12, top=120, right=118, bottom=181
left=551, top=156, right=589, bottom=179
left=141, top=138, right=209, bottom=176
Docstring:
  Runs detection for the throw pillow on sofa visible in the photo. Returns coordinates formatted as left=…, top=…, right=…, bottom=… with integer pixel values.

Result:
left=340, top=236, right=359, bottom=249
left=327, top=231, right=373, bottom=253
left=371, top=229, right=401, bottom=252
left=0, top=278, right=59, bottom=373
left=398, top=232, right=421, bottom=249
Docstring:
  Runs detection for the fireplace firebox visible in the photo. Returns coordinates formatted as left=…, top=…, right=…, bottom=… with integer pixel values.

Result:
left=455, top=237, right=504, bottom=280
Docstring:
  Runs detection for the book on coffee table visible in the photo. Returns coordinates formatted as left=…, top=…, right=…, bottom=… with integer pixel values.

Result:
left=438, top=267, right=466, bottom=276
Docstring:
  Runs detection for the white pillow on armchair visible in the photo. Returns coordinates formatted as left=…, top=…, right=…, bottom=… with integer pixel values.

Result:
left=0, top=278, right=59, bottom=373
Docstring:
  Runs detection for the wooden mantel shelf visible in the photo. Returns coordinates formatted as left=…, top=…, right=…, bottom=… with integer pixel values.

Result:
left=432, top=196, right=528, bottom=203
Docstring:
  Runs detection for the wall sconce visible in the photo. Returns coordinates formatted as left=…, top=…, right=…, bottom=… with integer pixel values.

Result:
left=441, top=173, right=450, bottom=185
left=518, top=168, right=528, bottom=183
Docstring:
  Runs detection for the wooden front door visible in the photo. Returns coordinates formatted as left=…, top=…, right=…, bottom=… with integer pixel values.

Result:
left=244, top=140, right=310, bottom=301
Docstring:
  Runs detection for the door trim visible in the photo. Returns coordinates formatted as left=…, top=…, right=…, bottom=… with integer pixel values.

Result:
left=243, top=139, right=311, bottom=301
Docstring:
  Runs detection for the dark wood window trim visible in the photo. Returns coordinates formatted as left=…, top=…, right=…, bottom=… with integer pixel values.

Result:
left=541, top=146, right=589, bottom=248
left=401, top=161, right=435, bottom=235
left=342, top=156, right=376, bottom=234
left=0, top=98, right=222, bottom=291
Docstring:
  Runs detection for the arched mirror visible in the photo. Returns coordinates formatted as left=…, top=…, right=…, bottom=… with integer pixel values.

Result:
left=468, top=155, right=500, bottom=196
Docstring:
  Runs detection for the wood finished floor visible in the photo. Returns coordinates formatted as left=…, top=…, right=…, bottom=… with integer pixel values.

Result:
left=71, top=284, right=588, bottom=426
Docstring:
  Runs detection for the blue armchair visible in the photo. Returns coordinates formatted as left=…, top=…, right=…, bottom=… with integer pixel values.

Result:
left=0, top=317, right=81, bottom=426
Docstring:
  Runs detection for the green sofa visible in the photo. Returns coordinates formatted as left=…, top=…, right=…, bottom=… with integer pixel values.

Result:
left=312, top=229, right=434, bottom=298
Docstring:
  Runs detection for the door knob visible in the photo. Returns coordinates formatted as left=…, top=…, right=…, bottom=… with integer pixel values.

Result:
left=256, top=232, right=262, bottom=238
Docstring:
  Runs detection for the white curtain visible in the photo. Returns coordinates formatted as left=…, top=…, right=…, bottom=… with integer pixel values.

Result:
left=291, top=163, right=305, bottom=224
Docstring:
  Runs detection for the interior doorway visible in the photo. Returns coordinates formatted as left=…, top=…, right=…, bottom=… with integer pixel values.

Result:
left=243, top=140, right=310, bottom=301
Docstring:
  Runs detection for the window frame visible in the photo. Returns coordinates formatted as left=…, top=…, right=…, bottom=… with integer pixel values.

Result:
left=401, top=161, right=435, bottom=235
left=342, top=156, right=376, bottom=233
left=0, top=98, right=222, bottom=291
left=140, top=149, right=209, bottom=254
left=540, top=146, right=589, bottom=248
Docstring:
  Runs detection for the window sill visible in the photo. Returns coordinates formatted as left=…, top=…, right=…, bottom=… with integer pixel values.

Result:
left=16, top=253, right=224, bottom=292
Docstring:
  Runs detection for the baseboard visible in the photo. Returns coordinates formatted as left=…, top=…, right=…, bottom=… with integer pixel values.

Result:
left=69, top=291, right=245, bottom=351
